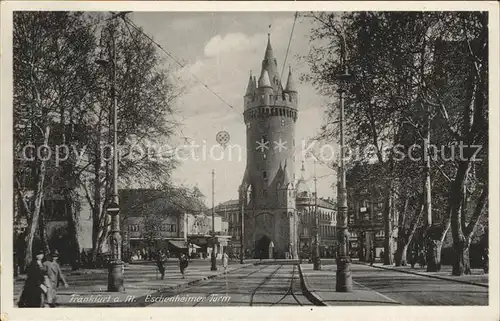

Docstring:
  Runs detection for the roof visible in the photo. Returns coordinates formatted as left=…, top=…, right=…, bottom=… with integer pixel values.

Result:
left=217, top=199, right=239, bottom=207
left=258, top=70, right=272, bottom=88
left=245, top=72, right=255, bottom=96
left=168, top=240, right=187, bottom=249
left=317, top=198, right=336, bottom=210
left=285, top=66, right=297, bottom=92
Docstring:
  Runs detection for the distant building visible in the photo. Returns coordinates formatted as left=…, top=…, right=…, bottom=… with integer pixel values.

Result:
left=346, top=163, right=398, bottom=261
left=121, top=188, right=230, bottom=257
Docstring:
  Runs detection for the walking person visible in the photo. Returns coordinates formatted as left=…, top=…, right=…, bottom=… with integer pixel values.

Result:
left=369, top=247, right=375, bottom=266
left=179, top=253, right=189, bottom=279
left=18, top=250, right=50, bottom=308
left=222, top=250, right=229, bottom=295
left=43, top=250, right=69, bottom=307
left=155, top=249, right=166, bottom=280
left=222, top=250, right=229, bottom=273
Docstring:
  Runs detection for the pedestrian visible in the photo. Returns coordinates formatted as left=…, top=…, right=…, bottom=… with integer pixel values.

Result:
left=155, top=249, right=166, bottom=280
left=42, top=250, right=69, bottom=307
left=18, top=250, right=50, bottom=308
left=418, top=251, right=426, bottom=268
left=369, top=248, right=375, bottom=266
left=179, top=253, right=188, bottom=279
left=410, top=249, right=417, bottom=268
left=222, top=250, right=229, bottom=273
left=380, top=250, right=384, bottom=264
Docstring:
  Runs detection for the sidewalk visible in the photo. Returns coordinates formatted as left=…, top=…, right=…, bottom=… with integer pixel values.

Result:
left=13, top=261, right=252, bottom=307
left=298, top=264, right=400, bottom=306
left=356, top=262, right=489, bottom=288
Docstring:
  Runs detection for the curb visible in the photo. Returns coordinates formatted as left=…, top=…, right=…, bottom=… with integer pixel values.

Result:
left=297, top=265, right=327, bottom=306
left=356, top=262, right=488, bottom=288
left=60, top=263, right=254, bottom=307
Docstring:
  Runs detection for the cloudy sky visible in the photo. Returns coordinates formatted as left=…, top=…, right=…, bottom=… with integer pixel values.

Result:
left=129, top=12, right=338, bottom=205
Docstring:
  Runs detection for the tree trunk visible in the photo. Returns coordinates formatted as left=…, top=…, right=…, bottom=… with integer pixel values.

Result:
left=23, top=126, right=50, bottom=267
left=394, top=242, right=409, bottom=266
left=66, top=193, right=81, bottom=270
left=426, top=238, right=442, bottom=272
left=383, top=182, right=394, bottom=265
left=452, top=186, right=487, bottom=276
left=452, top=237, right=471, bottom=276
left=39, top=210, right=50, bottom=255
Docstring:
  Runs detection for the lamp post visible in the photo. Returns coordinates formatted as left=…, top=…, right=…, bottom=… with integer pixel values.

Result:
left=211, top=169, right=218, bottom=271
left=335, top=37, right=353, bottom=292
left=313, top=160, right=322, bottom=270
left=96, top=20, right=124, bottom=292
left=240, top=187, right=245, bottom=264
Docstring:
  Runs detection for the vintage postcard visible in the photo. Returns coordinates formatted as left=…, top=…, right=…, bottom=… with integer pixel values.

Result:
left=1, top=1, right=499, bottom=321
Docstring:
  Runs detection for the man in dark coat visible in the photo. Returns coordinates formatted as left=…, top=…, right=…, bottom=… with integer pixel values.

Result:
left=155, top=249, right=166, bottom=280
left=18, top=250, right=49, bottom=308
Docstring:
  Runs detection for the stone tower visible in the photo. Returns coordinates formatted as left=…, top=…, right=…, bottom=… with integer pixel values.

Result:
left=239, top=34, right=299, bottom=259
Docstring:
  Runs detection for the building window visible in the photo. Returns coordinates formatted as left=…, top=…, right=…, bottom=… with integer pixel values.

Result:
left=43, top=200, right=69, bottom=221
left=281, top=119, right=285, bottom=127
left=263, top=171, right=267, bottom=179
left=128, top=224, right=140, bottom=232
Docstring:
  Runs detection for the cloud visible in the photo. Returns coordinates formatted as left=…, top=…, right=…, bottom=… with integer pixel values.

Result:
left=204, top=33, right=256, bottom=58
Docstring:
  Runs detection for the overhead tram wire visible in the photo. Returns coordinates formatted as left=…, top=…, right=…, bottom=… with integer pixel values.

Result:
left=122, top=16, right=244, bottom=125
left=280, top=11, right=298, bottom=84
left=120, top=15, right=193, bottom=144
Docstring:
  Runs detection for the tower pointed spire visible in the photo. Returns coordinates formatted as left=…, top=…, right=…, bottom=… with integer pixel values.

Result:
left=260, top=33, right=279, bottom=91
left=285, top=65, right=297, bottom=93
left=264, top=33, right=274, bottom=62
left=258, top=70, right=272, bottom=88
left=245, top=70, right=254, bottom=96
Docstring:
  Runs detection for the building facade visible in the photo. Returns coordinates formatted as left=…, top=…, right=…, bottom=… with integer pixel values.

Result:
left=346, top=164, right=398, bottom=261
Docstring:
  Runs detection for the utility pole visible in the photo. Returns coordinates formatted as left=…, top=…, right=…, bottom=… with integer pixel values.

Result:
left=211, top=169, right=217, bottom=271
left=335, top=35, right=353, bottom=292
left=96, top=14, right=125, bottom=292
left=313, top=160, right=322, bottom=270
left=240, top=187, right=245, bottom=264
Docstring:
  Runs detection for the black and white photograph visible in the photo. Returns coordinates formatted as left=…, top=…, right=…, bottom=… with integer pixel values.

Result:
left=1, top=1, right=499, bottom=320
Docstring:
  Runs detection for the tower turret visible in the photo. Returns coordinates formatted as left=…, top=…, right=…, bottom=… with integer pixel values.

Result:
left=245, top=71, right=255, bottom=96
left=258, top=70, right=272, bottom=88
left=285, top=66, right=297, bottom=93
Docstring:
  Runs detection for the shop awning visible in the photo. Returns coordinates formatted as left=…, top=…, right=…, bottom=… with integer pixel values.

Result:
left=168, top=240, right=188, bottom=249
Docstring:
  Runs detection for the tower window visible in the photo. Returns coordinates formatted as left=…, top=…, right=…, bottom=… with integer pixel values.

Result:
left=247, top=123, right=251, bottom=129
left=263, top=171, right=267, bottom=179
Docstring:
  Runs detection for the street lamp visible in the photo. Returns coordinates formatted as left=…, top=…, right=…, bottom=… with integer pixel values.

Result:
left=211, top=169, right=217, bottom=271
left=96, top=22, right=124, bottom=292
left=240, top=186, right=245, bottom=264
left=313, top=160, right=321, bottom=270
left=335, top=40, right=353, bottom=292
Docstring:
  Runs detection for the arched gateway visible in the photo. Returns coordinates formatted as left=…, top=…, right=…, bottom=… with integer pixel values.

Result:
left=256, top=235, right=274, bottom=259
